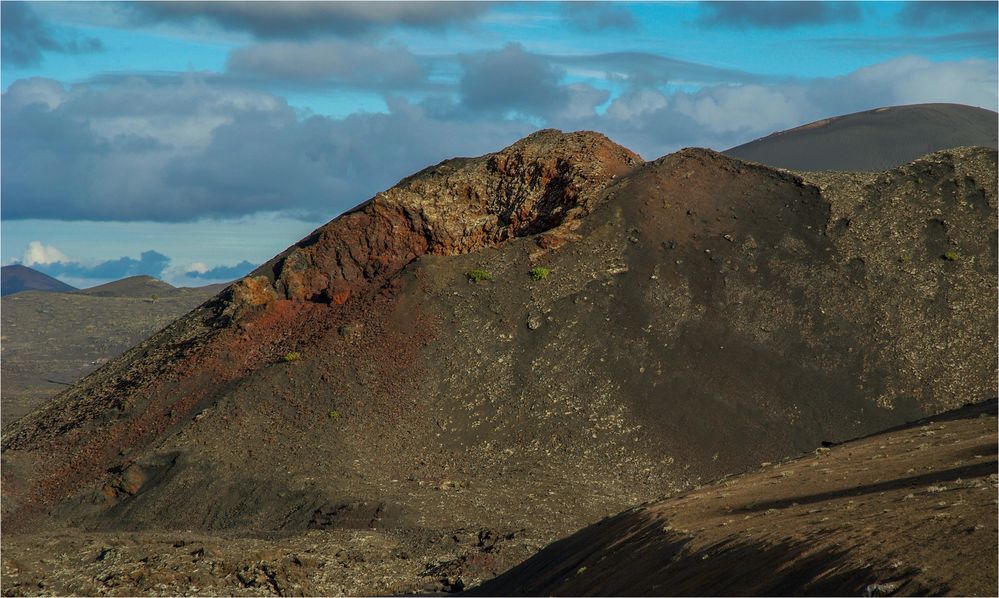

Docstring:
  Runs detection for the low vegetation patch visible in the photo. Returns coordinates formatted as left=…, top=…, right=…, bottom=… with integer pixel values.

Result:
left=941, top=251, right=959, bottom=261
left=467, top=269, right=493, bottom=283
left=529, top=266, right=551, bottom=281
left=282, top=351, right=301, bottom=363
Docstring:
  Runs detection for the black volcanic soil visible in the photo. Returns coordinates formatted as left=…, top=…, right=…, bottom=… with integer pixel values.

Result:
left=475, top=400, right=998, bottom=597
left=1, top=265, right=76, bottom=296
left=725, top=103, right=998, bottom=171
left=1, top=130, right=996, bottom=595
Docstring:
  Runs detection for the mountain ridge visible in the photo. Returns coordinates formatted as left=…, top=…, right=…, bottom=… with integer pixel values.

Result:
left=2, top=126, right=996, bottom=594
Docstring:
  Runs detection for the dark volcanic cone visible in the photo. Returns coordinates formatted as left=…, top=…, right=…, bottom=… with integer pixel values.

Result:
left=1, top=265, right=76, bottom=296
left=2, top=131, right=995, bottom=569
left=725, top=103, right=998, bottom=171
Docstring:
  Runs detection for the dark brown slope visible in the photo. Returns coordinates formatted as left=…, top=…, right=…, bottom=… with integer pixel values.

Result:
left=724, top=103, right=998, bottom=171
left=1, top=132, right=996, bottom=594
left=0, top=265, right=76, bottom=296
left=474, top=399, right=998, bottom=597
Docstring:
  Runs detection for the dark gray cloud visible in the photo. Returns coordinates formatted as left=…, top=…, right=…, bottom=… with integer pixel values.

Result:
left=122, top=1, right=490, bottom=38
left=1, top=1, right=102, bottom=67
left=459, top=43, right=571, bottom=118
left=698, top=1, right=862, bottom=29
left=1, top=75, right=532, bottom=222
left=184, top=260, right=256, bottom=280
left=560, top=3, right=636, bottom=32
left=34, top=250, right=170, bottom=279
left=225, top=40, right=428, bottom=89
left=897, top=1, right=997, bottom=26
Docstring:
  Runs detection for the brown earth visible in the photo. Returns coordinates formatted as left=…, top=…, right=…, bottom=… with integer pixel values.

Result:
left=475, top=399, right=998, bottom=596
left=1, top=129, right=996, bottom=595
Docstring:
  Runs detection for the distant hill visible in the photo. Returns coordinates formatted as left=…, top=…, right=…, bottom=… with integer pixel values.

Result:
left=724, top=103, right=998, bottom=171
left=79, top=275, right=178, bottom=298
left=0, top=265, right=76, bottom=296
left=78, top=276, right=230, bottom=298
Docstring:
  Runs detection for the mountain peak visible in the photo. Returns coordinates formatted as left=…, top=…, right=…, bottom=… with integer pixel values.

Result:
left=225, top=129, right=642, bottom=314
left=1, top=264, right=77, bottom=296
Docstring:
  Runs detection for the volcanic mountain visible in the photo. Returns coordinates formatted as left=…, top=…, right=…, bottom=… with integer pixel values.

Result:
left=725, top=103, right=998, bottom=171
left=2, top=129, right=996, bottom=594
left=0, top=264, right=76, bottom=296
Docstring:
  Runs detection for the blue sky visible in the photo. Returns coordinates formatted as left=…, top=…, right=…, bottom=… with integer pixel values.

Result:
left=2, top=1, right=997, bottom=288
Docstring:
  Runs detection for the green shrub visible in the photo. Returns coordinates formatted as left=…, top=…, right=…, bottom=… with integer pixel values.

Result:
left=942, top=251, right=959, bottom=261
left=329, top=409, right=340, bottom=419
left=467, top=269, right=493, bottom=283
left=282, top=351, right=301, bottom=363
left=529, top=266, right=551, bottom=281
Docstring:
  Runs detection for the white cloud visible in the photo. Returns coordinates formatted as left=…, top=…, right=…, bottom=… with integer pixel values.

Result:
left=185, top=261, right=210, bottom=274
left=22, top=241, right=68, bottom=266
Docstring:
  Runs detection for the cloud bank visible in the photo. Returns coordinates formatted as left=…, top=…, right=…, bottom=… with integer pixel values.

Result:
left=18, top=242, right=255, bottom=284
left=32, top=249, right=171, bottom=280
left=3, top=40, right=996, bottom=224
left=182, top=260, right=256, bottom=280
left=121, top=1, right=489, bottom=38
left=698, top=1, right=862, bottom=29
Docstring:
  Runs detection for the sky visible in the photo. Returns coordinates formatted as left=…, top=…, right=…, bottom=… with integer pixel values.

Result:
left=2, top=1, right=997, bottom=288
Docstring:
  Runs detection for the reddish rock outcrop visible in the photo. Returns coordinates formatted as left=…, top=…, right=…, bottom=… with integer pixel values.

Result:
left=225, top=129, right=640, bottom=313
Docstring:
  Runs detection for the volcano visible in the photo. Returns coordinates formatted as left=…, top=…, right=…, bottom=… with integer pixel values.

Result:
left=725, top=103, right=998, bottom=171
left=1, top=265, right=76, bottom=296
left=2, top=124, right=996, bottom=595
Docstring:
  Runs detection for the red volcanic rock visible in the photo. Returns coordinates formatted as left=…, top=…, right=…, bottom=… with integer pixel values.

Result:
left=225, top=129, right=641, bottom=312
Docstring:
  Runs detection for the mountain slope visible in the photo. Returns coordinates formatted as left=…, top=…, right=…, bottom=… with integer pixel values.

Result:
left=724, top=103, right=998, bottom=171
left=475, top=399, right=998, bottom=596
left=0, top=265, right=76, bottom=296
left=1, top=131, right=996, bottom=594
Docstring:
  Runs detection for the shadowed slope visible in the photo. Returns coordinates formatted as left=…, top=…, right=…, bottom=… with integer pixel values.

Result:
left=725, top=103, right=998, bottom=171
left=474, top=400, right=998, bottom=596
left=1, top=265, right=76, bottom=296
